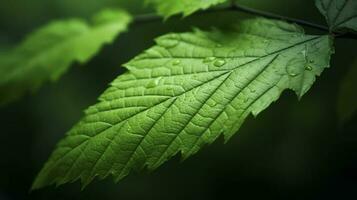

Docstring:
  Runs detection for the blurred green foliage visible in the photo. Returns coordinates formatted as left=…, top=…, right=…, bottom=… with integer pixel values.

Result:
left=0, top=9, right=131, bottom=105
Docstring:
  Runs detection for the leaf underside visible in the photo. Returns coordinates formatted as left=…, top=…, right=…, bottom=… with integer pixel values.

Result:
left=0, top=9, right=132, bottom=105
left=146, top=0, right=227, bottom=18
left=32, top=18, right=333, bottom=190
left=316, top=0, right=357, bottom=32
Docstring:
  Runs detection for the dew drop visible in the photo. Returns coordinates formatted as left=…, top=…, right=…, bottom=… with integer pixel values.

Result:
left=301, top=50, right=307, bottom=57
left=203, top=56, right=216, bottom=63
left=214, top=59, right=226, bottom=67
left=305, top=65, right=312, bottom=71
left=289, top=73, right=298, bottom=77
left=216, top=43, right=222, bottom=48
left=309, top=60, right=314, bottom=63
left=146, top=81, right=157, bottom=88
left=286, top=57, right=302, bottom=78
left=173, top=60, right=181, bottom=65
left=146, top=77, right=161, bottom=88
left=251, top=89, right=256, bottom=93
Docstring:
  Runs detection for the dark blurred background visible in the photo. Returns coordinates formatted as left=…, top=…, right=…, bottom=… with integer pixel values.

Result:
left=0, top=0, right=356, bottom=199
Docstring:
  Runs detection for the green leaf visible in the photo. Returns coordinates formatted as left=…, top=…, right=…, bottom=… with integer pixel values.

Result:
left=0, top=9, right=132, bottom=105
left=337, top=60, right=357, bottom=123
left=315, top=0, right=357, bottom=32
left=32, top=18, right=333, bottom=190
left=146, top=0, right=227, bottom=18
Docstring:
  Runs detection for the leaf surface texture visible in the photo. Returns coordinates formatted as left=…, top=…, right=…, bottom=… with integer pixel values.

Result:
left=33, top=18, right=333, bottom=189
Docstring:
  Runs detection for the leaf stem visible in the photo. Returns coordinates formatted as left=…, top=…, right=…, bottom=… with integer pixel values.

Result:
left=228, top=3, right=357, bottom=40
left=132, top=3, right=357, bottom=40
left=229, top=3, right=329, bottom=32
left=133, top=13, right=162, bottom=24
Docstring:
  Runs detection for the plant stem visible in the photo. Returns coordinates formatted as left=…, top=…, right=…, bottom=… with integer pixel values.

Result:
left=133, top=3, right=357, bottom=40
left=133, top=13, right=162, bottom=24
left=229, top=3, right=357, bottom=40
left=229, top=3, right=329, bottom=32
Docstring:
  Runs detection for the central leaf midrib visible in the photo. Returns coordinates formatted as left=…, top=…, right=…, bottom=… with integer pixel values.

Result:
left=151, top=72, right=233, bottom=167
left=116, top=97, right=179, bottom=180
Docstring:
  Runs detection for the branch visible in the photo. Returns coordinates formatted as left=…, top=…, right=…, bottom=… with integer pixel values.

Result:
left=229, top=3, right=329, bottom=32
left=132, top=3, right=357, bottom=40
left=133, top=13, right=162, bottom=24
left=229, top=3, right=357, bottom=40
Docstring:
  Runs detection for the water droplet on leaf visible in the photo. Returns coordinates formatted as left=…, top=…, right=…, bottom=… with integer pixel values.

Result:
left=146, top=77, right=161, bottom=88
left=286, top=58, right=302, bottom=78
left=173, top=60, right=181, bottom=65
left=211, top=101, right=218, bottom=107
left=214, top=59, right=226, bottom=67
left=289, top=73, right=298, bottom=77
left=305, top=65, right=312, bottom=71
left=301, top=50, right=307, bottom=57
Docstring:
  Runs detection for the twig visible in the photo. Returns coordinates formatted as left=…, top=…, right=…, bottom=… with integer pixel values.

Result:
left=132, top=3, right=357, bottom=40
left=230, top=3, right=329, bottom=32
left=133, top=13, right=162, bottom=24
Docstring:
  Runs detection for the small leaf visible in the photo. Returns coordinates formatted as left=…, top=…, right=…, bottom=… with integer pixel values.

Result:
left=315, top=0, right=357, bottom=32
left=146, top=0, right=227, bottom=18
left=0, top=9, right=132, bottom=105
left=337, top=60, right=357, bottom=123
left=32, top=18, right=333, bottom=190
